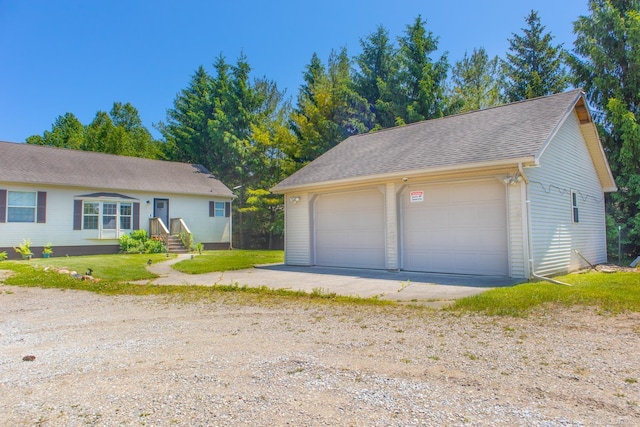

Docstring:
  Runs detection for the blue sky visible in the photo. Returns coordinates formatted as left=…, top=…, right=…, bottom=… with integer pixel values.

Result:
left=0, top=1, right=589, bottom=143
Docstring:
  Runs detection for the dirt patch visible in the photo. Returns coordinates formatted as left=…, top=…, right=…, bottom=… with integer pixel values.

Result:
left=1, top=285, right=639, bottom=426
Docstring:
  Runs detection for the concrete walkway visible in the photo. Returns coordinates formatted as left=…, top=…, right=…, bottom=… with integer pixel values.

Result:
left=135, top=254, right=524, bottom=305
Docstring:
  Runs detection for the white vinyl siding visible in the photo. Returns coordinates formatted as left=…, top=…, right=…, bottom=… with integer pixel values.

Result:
left=0, top=185, right=232, bottom=248
left=284, top=193, right=312, bottom=265
left=314, top=189, right=385, bottom=269
left=507, top=184, right=527, bottom=278
left=527, top=112, right=607, bottom=276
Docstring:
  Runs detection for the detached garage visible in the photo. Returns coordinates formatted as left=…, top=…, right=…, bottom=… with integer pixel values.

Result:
left=273, top=90, right=616, bottom=279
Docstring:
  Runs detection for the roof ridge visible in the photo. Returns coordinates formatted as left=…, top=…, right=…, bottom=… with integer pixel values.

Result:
left=349, top=88, right=585, bottom=141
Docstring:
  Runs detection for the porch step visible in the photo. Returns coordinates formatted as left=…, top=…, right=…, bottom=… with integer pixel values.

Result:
left=166, top=235, right=189, bottom=253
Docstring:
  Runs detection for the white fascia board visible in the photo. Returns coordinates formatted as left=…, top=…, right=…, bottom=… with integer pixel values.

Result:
left=271, top=157, right=536, bottom=194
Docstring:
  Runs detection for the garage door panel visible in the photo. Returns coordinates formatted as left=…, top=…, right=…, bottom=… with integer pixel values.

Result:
left=315, top=190, right=385, bottom=269
left=402, top=180, right=508, bottom=275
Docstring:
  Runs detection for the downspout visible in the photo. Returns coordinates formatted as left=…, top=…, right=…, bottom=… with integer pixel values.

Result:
left=519, top=163, right=573, bottom=287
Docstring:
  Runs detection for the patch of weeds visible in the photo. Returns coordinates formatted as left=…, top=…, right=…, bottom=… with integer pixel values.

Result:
left=428, top=355, right=440, bottom=361
left=615, top=392, right=626, bottom=398
left=625, top=377, right=638, bottom=384
left=400, top=358, right=411, bottom=364
left=464, top=351, right=479, bottom=361
left=287, top=367, right=304, bottom=375
left=395, top=328, right=404, bottom=333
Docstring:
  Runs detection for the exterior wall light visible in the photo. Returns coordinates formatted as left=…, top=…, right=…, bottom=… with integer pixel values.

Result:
left=289, top=196, right=301, bottom=204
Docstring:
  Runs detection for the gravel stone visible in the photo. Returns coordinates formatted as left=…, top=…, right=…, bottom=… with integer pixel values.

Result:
left=0, top=284, right=639, bottom=426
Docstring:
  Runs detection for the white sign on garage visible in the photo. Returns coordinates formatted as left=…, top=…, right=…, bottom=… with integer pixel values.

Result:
left=401, top=179, right=508, bottom=275
left=314, top=189, right=385, bottom=269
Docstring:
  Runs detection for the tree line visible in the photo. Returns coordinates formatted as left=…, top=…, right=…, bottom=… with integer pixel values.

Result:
left=26, top=2, right=640, bottom=260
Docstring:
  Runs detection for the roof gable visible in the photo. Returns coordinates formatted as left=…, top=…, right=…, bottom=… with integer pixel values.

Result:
left=0, top=142, right=233, bottom=197
left=273, top=89, right=615, bottom=192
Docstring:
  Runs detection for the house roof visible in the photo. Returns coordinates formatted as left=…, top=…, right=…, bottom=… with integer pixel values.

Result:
left=273, top=89, right=616, bottom=192
left=0, top=141, right=234, bottom=197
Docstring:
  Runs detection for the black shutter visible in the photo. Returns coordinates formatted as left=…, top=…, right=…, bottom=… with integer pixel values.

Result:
left=209, top=201, right=215, bottom=217
left=73, top=200, right=82, bottom=230
left=225, top=202, right=231, bottom=217
left=133, top=202, right=140, bottom=230
left=37, top=191, right=47, bottom=223
left=0, top=189, right=6, bottom=223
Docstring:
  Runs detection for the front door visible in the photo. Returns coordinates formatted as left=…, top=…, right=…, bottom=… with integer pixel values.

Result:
left=154, top=198, right=169, bottom=228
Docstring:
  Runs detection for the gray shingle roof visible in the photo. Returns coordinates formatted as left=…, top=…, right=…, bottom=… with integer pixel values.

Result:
left=0, top=142, right=233, bottom=197
left=273, top=89, right=584, bottom=191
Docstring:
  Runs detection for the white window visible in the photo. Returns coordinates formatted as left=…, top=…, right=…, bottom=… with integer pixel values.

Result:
left=8, top=191, right=36, bottom=222
left=572, top=192, right=579, bottom=223
left=82, top=201, right=133, bottom=231
left=214, top=201, right=225, bottom=217
left=120, top=203, right=132, bottom=230
left=83, top=202, right=99, bottom=229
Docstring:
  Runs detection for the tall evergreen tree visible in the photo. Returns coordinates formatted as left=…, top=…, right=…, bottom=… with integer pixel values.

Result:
left=569, top=0, right=640, bottom=257
left=353, top=25, right=400, bottom=129
left=291, top=48, right=370, bottom=163
left=396, top=15, right=449, bottom=124
left=161, top=54, right=293, bottom=249
left=503, top=10, right=569, bottom=101
left=159, top=66, right=215, bottom=165
left=449, top=47, right=505, bottom=113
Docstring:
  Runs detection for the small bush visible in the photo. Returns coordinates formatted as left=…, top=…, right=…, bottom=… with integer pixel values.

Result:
left=13, top=239, right=33, bottom=259
left=120, top=230, right=166, bottom=254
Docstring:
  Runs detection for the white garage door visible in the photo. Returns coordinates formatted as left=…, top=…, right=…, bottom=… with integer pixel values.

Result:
left=315, top=189, right=385, bottom=269
left=402, top=180, right=508, bottom=275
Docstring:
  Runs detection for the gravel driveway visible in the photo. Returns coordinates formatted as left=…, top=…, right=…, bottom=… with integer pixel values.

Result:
left=1, top=283, right=639, bottom=426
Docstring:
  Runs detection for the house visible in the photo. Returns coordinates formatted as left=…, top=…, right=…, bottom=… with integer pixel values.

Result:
left=0, top=141, right=234, bottom=259
left=272, top=89, right=616, bottom=279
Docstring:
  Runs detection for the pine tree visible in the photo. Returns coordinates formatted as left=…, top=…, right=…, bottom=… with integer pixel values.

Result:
left=569, top=0, right=640, bottom=257
left=291, top=48, right=370, bottom=163
left=503, top=10, right=569, bottom=101
left=449, top=47, right=505, bottom=113
left=353, top=25, right=400, bottom=129
left=396, top=15, right=449, bottom=123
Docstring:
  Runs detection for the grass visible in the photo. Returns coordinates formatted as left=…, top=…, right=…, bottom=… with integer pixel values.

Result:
left=172, top=250, right=283, bottom=274
left=0, top=251, right=391, bottom=307
left=448, top=271, right=640, bottom=317
left=27, top=253, right=174, bottom=281
left=2, top=252, right=639, bottom=315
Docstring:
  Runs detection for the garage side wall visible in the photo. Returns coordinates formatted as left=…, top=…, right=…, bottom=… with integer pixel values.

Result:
left=526, top=112, right=607, bottom=276
left=284, top=193, right=312, bottom=265
left=507, top=184, right=528, bottom=278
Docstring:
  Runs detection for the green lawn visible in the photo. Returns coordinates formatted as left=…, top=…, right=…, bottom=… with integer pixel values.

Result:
left=172, top=250, right=284, bottom=274
left=26, top=253, right=173, bottom=281
left=449, top=271, right=640, bottom=316
left=2, top=252, right=639, bottom=315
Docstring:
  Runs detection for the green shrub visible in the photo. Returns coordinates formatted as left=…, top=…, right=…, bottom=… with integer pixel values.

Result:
left=120, top=230, right=165, bottom=254
left=0, top=250, right=7, bottom=261
left=143, top=239, right=166, bottom=254
left=13, top=239, right=33, bottom=259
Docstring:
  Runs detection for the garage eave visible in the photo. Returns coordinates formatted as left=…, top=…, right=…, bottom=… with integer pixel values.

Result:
left=271, top=157, right=536, bottom=194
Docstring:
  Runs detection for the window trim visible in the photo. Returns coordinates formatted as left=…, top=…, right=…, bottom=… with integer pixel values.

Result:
left=74, top=196, right=139, bottom=237
left=7, top=190, right=37, bottom=223
left=571, top=191, right=579, bottom=223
